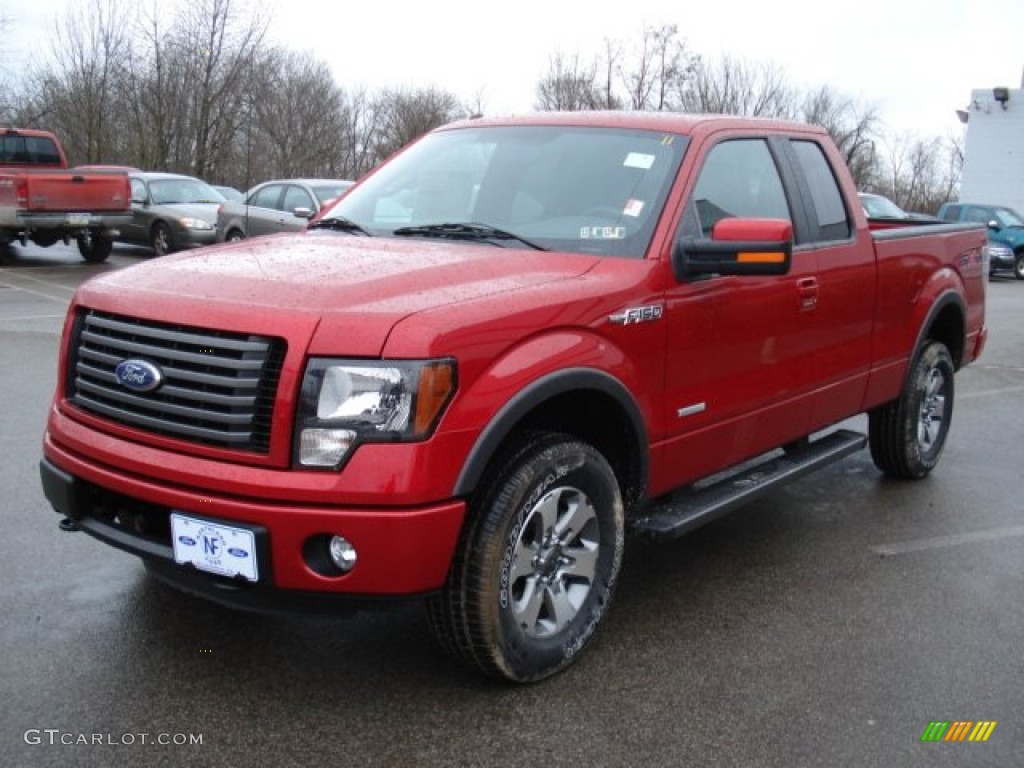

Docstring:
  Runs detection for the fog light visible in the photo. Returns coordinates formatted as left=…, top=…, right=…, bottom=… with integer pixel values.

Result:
left=329, top=536, right=357, bottom=572
left=300, top=428, right=357, bottom=467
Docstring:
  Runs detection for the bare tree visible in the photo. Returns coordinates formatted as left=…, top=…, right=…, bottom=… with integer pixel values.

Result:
left=800, top=85, right=881, bottom=189
left=620, top=24, right=694, bottom=111
left=169, top=0, right=269, bottom=178
left=679, top=55, right=797, bottom=118
left=0, top=13, right=12, bottom=122
left=249, top=49, right=351, bottom=180
left=597, top=38, right=622, bottom=110
left=373, top=86, right=462, bottom=162
left=534, top=52, right=603, bottom=111
left=24, top=0, right=134, bottom=163
left=873, top=132, right=962, bottom=214
left=333, top=88, right=383, bottom=180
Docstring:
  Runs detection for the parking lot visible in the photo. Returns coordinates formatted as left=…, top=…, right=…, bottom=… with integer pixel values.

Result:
left=1, top=241, right=1022, bottom=767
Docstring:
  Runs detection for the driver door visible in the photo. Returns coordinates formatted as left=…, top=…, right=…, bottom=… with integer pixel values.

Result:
left=658, top=137, right=818, bottom=487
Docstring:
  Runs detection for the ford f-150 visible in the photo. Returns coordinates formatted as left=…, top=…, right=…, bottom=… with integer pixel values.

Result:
left=40, top=113, right=988, bottom=682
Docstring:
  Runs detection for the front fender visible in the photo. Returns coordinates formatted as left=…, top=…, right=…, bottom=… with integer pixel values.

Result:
left=446, top=331, right=652, bottom=497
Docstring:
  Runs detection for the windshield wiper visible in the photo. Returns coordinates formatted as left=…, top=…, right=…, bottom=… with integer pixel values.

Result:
left=308, top=216, right=372, bottom=236
left=392, top=222, right=547, bottom=251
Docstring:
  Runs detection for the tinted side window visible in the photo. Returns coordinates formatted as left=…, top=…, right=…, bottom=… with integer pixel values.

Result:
left=791, top=140, right=850, bottom=241
left=250, top=185, right=282, bottom=209
left=282, top=186, right=314, bottom=213
left=940, top=205, right=962, bottom=221
left=681, top=139, right=790, bottom=237
left=965, top=207, right=992, bottom=224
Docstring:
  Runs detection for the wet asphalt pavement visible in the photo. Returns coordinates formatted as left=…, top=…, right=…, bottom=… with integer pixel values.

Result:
left=1, top=242, right=1022, bottom=767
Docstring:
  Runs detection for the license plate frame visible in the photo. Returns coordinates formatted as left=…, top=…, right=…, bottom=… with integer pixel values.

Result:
left=170, top=513, right=259, bottom=582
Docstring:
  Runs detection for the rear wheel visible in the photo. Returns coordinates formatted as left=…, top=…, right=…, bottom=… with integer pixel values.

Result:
left=1014, top=252, right=1024, bottom=280
left=427, top=433, right=624, bottom=682
left=150, top=222, right=173, bottom=256
left=869, top=340, right=954, bottom=479
left=76, top=231, right=113, bottom=263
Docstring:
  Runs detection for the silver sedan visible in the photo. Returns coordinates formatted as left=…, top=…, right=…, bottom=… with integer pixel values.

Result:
left=215, top=179, right=354, bottom=242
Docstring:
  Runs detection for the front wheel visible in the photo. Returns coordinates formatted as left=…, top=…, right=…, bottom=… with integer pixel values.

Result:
left=869, top=340, right=955, bottom=479
left=428, top=433, right=624, bottom=682
left=1014, top=252, right=1024, bottom=280
left=150, top=222, right=173, bottom=256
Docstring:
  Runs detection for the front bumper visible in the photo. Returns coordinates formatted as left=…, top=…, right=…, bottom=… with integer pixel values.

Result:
left=40, top=437, right=466, bottom=610
left=175, top=227, right=218, bottom=249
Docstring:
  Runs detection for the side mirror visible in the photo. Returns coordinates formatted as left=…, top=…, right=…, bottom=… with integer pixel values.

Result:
left=987, top=219, right=1000, bottom=230
left=292, top=207, right=314, bottom=219
left=673, top=218, right=793, bottom=280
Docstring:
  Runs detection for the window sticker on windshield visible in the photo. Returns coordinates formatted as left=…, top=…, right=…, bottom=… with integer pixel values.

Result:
left=581, top=226, right=626, bottom=240
left=623, top=152, right=655, bottom=170
left=623, top=199, right=644, bottom=217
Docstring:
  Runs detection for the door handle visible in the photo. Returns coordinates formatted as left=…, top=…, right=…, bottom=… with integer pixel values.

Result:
left=797, top=277, right=818, bottom=311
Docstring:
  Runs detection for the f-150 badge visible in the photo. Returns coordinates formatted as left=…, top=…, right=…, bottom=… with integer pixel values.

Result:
left=609, top=304, right=664, bottom=325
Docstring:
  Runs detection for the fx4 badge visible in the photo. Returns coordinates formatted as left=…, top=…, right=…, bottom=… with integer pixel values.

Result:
left=609, top=304, right=664, bottom=325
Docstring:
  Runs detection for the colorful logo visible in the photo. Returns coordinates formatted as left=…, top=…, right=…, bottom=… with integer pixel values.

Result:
left=921, top=721, right=996, bottom=742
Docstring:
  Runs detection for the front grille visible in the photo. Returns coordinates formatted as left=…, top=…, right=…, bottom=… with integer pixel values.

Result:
left=68, top=309, right=286, bottom=452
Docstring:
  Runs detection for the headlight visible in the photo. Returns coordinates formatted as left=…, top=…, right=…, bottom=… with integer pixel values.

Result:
left=179, top=217, right=214, bottom=230
left=295, top=358, right=456, bottom=468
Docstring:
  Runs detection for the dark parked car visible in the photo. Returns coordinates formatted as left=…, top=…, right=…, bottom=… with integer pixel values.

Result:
left=120, top=172, right=225, bottom=255
left=215, top=178, right=353, bottom=242
left=937, top=202, right=1024, bottom=279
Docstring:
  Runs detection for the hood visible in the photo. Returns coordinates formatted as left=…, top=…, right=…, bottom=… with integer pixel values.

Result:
left=76, top=232, right=600, bottom=356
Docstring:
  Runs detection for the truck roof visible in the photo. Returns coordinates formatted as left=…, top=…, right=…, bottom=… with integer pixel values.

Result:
left=1, top=126, right=58, bottom=139
left=442, top=111, right=829, bottom=138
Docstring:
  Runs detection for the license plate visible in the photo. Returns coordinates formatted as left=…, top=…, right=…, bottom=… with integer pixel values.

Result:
left=65, top=214, right=90, bottom=226
left=170, top=513, right=259, bottom=582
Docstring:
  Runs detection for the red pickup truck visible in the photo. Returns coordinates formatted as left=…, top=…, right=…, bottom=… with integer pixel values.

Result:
left=40, top=113, right=988, bottom=682
left=0, top=127, right=131, bottom=262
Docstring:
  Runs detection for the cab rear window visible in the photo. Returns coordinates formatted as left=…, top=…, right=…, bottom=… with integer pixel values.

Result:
left=0, top=136, right=62, bottom=165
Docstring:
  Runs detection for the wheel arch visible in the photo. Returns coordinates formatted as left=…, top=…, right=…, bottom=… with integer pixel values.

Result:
left=452, top=368, right=648, bottom=513
left=913, top=290, right=966, bottom=370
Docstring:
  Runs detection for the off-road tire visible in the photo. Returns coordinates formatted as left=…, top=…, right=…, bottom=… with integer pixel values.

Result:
left=869, top=340, right=954, bottom=479
left=427, top=433, right=624, bottom=683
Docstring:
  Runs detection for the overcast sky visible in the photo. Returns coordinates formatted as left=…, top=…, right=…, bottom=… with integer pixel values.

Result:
left=5, top=0, right=1024, bottom=139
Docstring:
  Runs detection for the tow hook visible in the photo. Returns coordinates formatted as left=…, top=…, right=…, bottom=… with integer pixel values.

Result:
left=58, top=517, right=80, bottom=532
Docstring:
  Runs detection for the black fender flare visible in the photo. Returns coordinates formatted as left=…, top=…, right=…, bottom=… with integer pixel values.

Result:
left=909, top=289, right=966, bottom=371
left=452, top=367, right=649, bottom=499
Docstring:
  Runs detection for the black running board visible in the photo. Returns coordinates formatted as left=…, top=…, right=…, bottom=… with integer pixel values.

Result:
left=631, top=429, right=867, bottom=540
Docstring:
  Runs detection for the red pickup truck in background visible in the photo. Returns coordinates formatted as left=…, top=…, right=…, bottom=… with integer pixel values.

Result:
left=0, top=127, right=131, bottom=262
left=40, top=113, right=988, bottom=682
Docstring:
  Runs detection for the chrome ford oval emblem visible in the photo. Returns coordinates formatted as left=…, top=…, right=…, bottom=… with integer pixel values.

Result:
left=114, top=359, right=164, bottom=393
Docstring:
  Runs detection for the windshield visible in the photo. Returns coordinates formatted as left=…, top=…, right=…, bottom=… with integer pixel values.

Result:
left=994, top=207, right=1024, bottom=227
left=321, top=125, right=688, bottom=258
left=149, top=178, right=224, bottom=205
left=860, top=194, right=907, bottom=218
left=311, top=182, right=354, bottom=205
